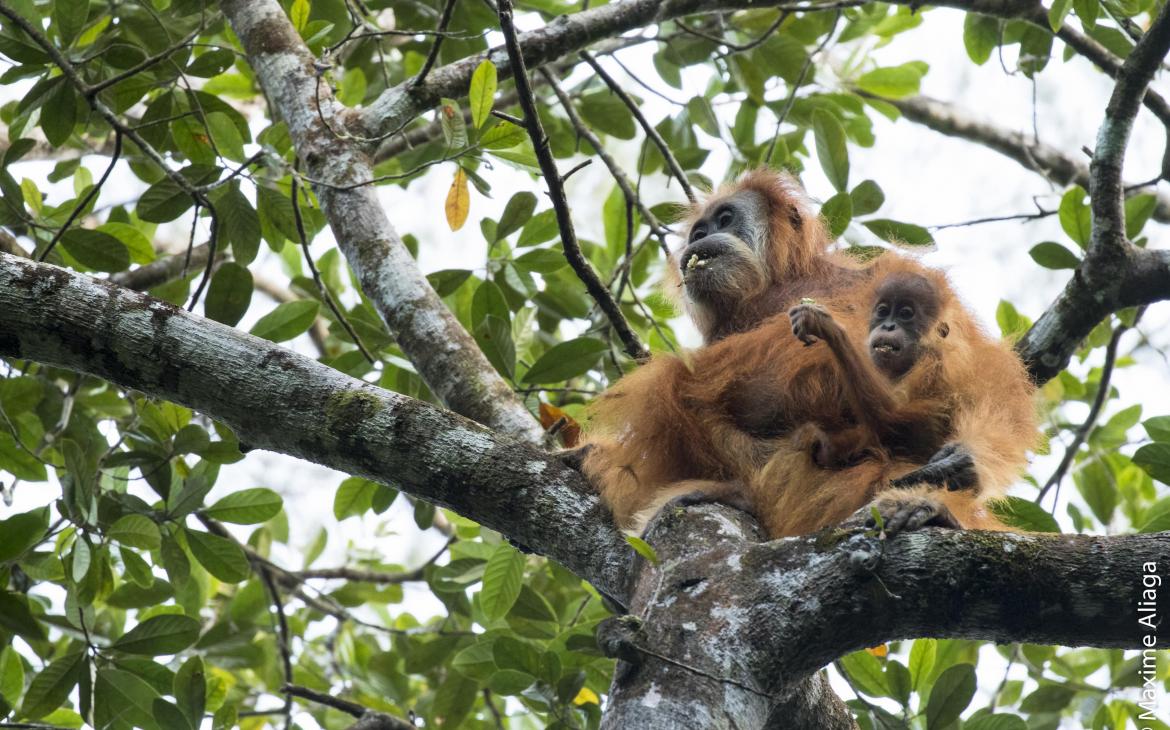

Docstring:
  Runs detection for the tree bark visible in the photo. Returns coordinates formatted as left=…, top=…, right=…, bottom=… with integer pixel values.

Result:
left=217, top=0, right=544, bottom=444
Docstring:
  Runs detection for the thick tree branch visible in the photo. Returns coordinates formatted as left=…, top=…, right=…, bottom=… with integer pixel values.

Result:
left=0, top=252, right=630, bottom=601
left=1019, top=3, right=1170, bottom=382
left=878, top=93, right=1170, bottom=223
left=216, top=0, right=544, bottom=443
left=602, top=502, right=1166, bottom=727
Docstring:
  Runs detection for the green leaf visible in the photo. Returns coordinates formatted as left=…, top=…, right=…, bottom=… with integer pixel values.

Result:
left=839, top=650, right=888, bottom=697
left=812, top=109, right=849, bottom=192
left=20, top=652, right=83, bottom=720
left=497, top=192, right=537, bottom=242
left=95, top=668, right=160, bottom=730
left=427, top=269, right=472, bottom=297
left=849, top=179, right=885, bottom=216
left=1019, top=684, right=1075, bottom=712
left=204, top=488, right=283, bottom=524
left=0, top=645, right=24, bottom=707
left=452, top=638, right=498, bottom=680
left=0, top=376, right=43, bottom=415
left=1048, top=0, right=1074, bottom=30
left=908, top=638, right=936, bottom=691
left=1074, top=459, right=1117, bottom=523
left=53, top=0, right=88, bottom=46
left=472, top=280, right=511, bottom=328
left=863, top=219, right=933, bottom=246
left=108, top=514, right=162, bottom=550
left=517, top=209, right=559, bottom=247
left=250, top=300, right=319, bottom=342
left=98, top=222, right=154, bottom=264
left=988, top=496, right=1061, bottom=532
left=0, top=508, right=49, bottom=563
left=469, top=60, right=498, bottom=129
left=334, top=476, right=378, bottom=520
left=522, top=337, right=608, bottom=384
left=687, top=96, right=719, bottom=136
left=580, top=92, right=636, bottom=139
left=70, top=537, right=91, bottom=583
left=488, top=669, right=535, bottom=695
left=1029, top=241, right=1080, bottom=269
left=821, top=192, right=853, bottom=238
left=173, top=424, right=209, bottom=455
left=514, top=248, right=567, bottom=275
left=0, top=590, right=46, bottom=641
left=1058, top=185, right=1091, bottom=248
left=138, top=179, right=194, bottom=223
left=214, top=185, right=261, bottom=265
left=481, top=122, right=527, bottom=149
left=60, top=229, right=130, bottom=272
left=206, top=112, right=245, bottom=163
left=625, top=535, right=658, bottom=565
left=438, top=98, right=468, bottom=151
left=185, top=528, right=250, bottom=583
left=204, top=262, right=252, bottom=325
left=925, top=663, right=977, bottom=728
left=1125, top=193, right=1157, bottom=238
left=42, top=79, right=79, bottom=146
left=964, top=13, right=1000, bottom=65
left=474, top=314, right=516, bottom=380
left=153, top=699, right=193, bottom=730
left=112, top=614, right=201, bottom=655
left=1135, top=443, right=1170, bottom=484
left=480, top=543, right=526, bottom=621
left=173, top=657, right=205, bottom=727
left=290, top=0, right=310, bottom=32
left=966, top=714, right=1028, bottom=730
left=0, top=430, right=47, bottom=481
left=1144, top=416, right=1170, bottom=443
left=856, top=62, right=928, bottom=98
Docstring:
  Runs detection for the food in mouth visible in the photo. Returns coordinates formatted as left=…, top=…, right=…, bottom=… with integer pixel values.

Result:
left=685, top=253, right=710, bottom=271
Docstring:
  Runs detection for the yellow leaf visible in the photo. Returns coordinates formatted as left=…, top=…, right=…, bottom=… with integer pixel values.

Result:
left=573, top=687, right=600, bottom=706
left=445, top=168, right=470, bottom=231
left=865, top=644, right=888, bottom=658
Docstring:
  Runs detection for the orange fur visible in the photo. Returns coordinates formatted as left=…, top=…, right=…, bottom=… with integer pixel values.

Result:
left=579, top=170, right=1039, bottom=537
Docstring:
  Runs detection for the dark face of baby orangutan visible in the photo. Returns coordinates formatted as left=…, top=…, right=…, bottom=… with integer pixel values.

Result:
left=868, top=273, right=944, bottom=380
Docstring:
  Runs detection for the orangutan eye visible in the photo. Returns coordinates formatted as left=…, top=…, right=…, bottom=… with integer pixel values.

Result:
left=690, top=227, right=707, bottom=242
left=898, top=306, right=915, bottom=321
left=874, top=304, right=890, bottom=319
left=717, top=209, right=734, bottom=228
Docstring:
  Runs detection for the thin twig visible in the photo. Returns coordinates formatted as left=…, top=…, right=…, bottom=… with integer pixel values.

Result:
left=498, top=0, right=648, bottom=361
left=290, top=168, right=377, bottom=364
left=283, top=685, right=367, bottom=718
left=412, top=0, right=460, bottom=87
left=259, top=568, right=295, bottom=730
left=1036, top=310, right=1143, bottom=504
left=293, top=537, right=453, bottom=583
left=580, top=51, right=695, bottom=204
left=677, top=11, right=788, bottom=54
left=929, top=208, right=1055, bottom=230
left=37, top=132, right=122, bottom=261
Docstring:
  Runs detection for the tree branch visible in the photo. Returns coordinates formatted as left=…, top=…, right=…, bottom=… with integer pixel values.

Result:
left=877, top=93, right=1170, bottom=223
left=216, top=0, right=544, bottom=443
left=602, top=501, right=1166, bottom=726
left=497, top=0, right=649, bottom=361
left=0, top=252, right=630, bottom=602
left=1018, top=2, right=1170, bottom=382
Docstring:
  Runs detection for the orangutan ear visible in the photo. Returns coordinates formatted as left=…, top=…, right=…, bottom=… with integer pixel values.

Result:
left=937, top=322, right=950, bottom=339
